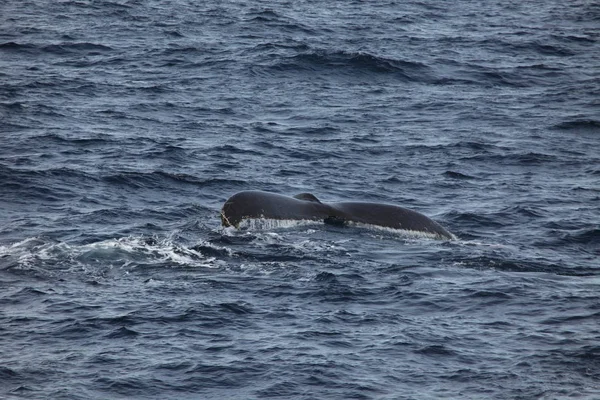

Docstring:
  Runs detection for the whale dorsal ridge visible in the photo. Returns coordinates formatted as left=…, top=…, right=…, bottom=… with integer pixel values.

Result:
left=294, top=193, right=322, bottom=203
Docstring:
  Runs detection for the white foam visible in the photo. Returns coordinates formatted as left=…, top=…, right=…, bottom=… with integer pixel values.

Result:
left=347, top=221, right=457, bottom=241
left=237, top=218, right=324, bottom=230
left=77, top=236, right=219, bottom=268
left=0, top=235, right=222, bottom=271
left=230, top=217, right=455, bottom=240
left=0, top=237, right=59, bottom=270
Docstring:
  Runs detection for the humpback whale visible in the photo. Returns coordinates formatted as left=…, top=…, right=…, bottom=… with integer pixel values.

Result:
left=221, top=191, right=454, bottom=240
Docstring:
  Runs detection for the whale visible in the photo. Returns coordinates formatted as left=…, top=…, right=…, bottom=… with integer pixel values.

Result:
left=221, top=191, right=454, bottom=239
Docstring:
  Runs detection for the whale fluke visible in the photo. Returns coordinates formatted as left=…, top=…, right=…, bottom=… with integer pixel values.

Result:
left=221, top=190, right=454, bottom=240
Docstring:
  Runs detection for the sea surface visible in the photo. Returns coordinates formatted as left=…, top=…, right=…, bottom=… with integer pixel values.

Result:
left=1, top=0, right=599, bottom=399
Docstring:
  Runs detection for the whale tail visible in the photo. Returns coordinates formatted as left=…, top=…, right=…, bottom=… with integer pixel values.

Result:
left=220, top=191, right=454, bottom=240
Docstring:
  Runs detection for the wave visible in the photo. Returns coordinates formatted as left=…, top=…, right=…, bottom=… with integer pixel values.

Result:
left=445, top=206, right=548, bottom=239
left=0, top=164, right=97, bottom=180
left=561, top=227, right=600, bottom=247
left=0, top=42, right=36, bottom=53
left=0, top=165, right=90, bottom=203
left=552, top=119, right=600, bottom=132
left=245, top=8, right=283, bottom=22
left=480, top=37, right=577, bottom=57
left=445, top=211, right=508, bottom=228
left=0, top=236, right=222, bottom=278
left=0, top=41, right=113, bottom=56
left=443, top=171, right=476, bottom=180
left=265, top=48, right=433, bottom=82
left=43, top=42, right=114, bottom=55
left=101, top=171, right=245, bottom=189
left=444, top=65, right=532, bottom=87
left=459, top=151, right=559, bottom=165
left=406, top=140, right=503, bottom=153
left=208, top=144, right=265, bottom=156
left=243, top=8, right=316, bottom=35
left=451, top=253, right=596, bottom=276
left=140, top=145, right=189, bottom=162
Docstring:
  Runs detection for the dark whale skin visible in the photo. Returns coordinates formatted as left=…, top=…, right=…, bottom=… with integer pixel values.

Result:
left=221, top=190, right=454, bottom=239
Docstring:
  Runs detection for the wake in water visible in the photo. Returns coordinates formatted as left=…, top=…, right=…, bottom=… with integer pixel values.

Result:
left=0, top=236, right=224, bottom=276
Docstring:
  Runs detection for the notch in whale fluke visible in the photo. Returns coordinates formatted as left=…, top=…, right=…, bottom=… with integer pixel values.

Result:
left=293, top=193, right=322, bottom=203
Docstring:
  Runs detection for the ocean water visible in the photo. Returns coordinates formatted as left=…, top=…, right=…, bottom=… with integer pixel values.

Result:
left=1, top=0, right=599, bottom=399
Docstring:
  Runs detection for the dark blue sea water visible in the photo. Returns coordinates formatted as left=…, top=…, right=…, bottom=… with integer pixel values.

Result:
left=1, top=0, right=599, bottom=398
